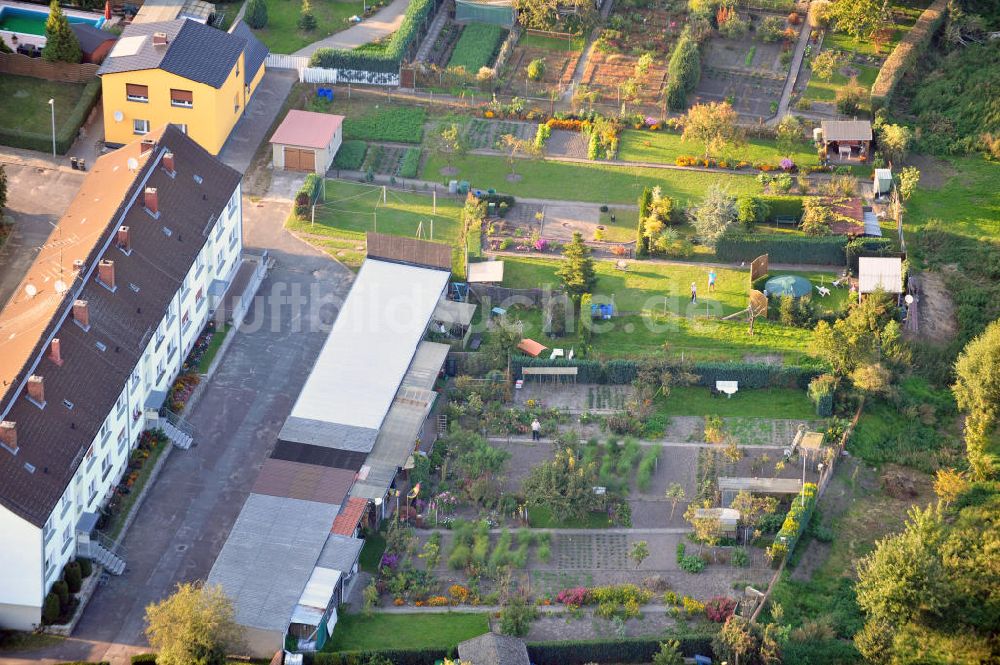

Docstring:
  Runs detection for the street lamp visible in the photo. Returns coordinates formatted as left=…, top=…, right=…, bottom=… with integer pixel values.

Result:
left=48, top=98, right=56, bottom=157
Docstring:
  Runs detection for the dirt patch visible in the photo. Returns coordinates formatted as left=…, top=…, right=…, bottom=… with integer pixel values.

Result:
left=906, top=153, right=957, bottom=190
left=907, top=271, right=957, bottom=343
left=440, top=166, right=459, bottom=176
left=506, top=173, right=524, bottom=182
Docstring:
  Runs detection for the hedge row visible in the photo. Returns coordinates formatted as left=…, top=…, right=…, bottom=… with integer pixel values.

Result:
left=759, top=195, right=803, bottom=222
left=513, top=357, right=821, bottom=388
left=527, top=636, right=715, bottom=664
left=309, top=648, right=449, bottom=665
left=870, top=0, right=948, bottom=110
left=767, top=482, right=818, bottom=564
left=665, top=27, right=700, bottom=111
left=846, top=237, right=897, bottom=271
left=294, top=172, right=324, bottom=218
left=715, top=232, right=848, bottom=265
left=55, top=661, right=111, bottom=665
left=0, top=78, right=100, bottom=154
left=309, top=0, right=436, bottom=72
left=130, top=655, right=157, bottom=664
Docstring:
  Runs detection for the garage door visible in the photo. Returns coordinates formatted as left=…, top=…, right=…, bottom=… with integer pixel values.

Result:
left=284, top=147, right=314, bottom=172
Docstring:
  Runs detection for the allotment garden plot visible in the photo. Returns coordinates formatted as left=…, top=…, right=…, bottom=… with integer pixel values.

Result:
left=498, top=31, right=583, bottom=98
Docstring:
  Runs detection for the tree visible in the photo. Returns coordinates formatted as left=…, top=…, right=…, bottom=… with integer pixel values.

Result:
left=835, top=78, right=867, bottom=115
left=736, top=194, right=769, bottom=230
left=245, top=0, right=268, bottom=28
left=829, top=0, right=891, bottom=41
left=629, top=540, right=650, bottom=569
left=682, top=101, right=741, bottom=159
left=730, top=491, right=777, bottom=530
left=499, top=595, right=538, bottom=636
left=498, top=133, right=539, bottom=177
left=849, top=362, right=893, bottom=396
left=526, top=58, right=545, bottom=81
left=556, top=231, right=597, bottom=302
left=298, top=0, right=317, bottom=30
left=42, top=0, right=81, bottom=63
left=810, top=48, right=840, bottom=80
left=0, top=164, right=7, bottom=214
left=433, top=122, right=468, bottom=170
left=952, top=319, right=1000, bottom=479
left=689, top=184, right=737, bottom=248
left=813, top=289, right=905, bottom=376
left=145, top=583, right=243, bottom=665
left=878, top=123, right=912, bottom=165
left=665, top=27, right=700, bottom=111
left=897, top=166, right=920, bottom=201
left=714, top=616, right=760, bottom=665
left=665, top=483, right=686, bottom=520
left=522, top=447, right=599, bottom=521
left=652, top=640, right=685, bottom=665
left=775, top=114, right=803, bottom=158
left=933, top=468, right=968, bottom=507
left=684, top=501, right=721, bottom=548
left=799, top=198, right=834, bottom=236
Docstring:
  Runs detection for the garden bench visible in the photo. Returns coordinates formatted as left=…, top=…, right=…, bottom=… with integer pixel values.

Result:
left=775, top=215, right=799, bottom=227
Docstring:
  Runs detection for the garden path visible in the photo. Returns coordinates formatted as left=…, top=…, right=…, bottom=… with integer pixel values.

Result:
left=293, top=0, right=410, bottom=57
left=484, top=248, right=843, bottom=273
left=769, top=3, right=815, bottom=124
left=564, top=0, right=618, bottom=101
left=487, top=436, right=793, bottom=450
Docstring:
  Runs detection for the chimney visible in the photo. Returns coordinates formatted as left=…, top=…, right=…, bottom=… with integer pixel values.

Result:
left=140, top=138, right=155, bottom=154
left=163, top=151, right=175, bottom=174
left=98, top=259, right=115, bottom=290
left=49, top=338, right=63, bottom=366
left=26, top=375, right=45, bottom=405
left=144, top=187, right=158, bottom=216
left=152, top=31, right=168, bottom=46
left=73, top=299, right=89, bottom=328
left=0, top=421, right=16, bottom=453
left=117, top=225, right=131, bottom=252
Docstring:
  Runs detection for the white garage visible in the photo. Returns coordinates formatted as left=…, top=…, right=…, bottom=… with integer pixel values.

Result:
left=270, top=109, right=345, bottom=174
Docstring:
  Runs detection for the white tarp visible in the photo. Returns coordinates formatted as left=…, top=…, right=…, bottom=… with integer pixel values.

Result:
left=290, top=567, right=342, bottom=627
left=858, top=257, right=903, bottom=294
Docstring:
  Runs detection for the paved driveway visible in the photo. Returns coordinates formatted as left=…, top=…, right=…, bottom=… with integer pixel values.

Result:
left=5, top=193, right=354, bottom=665
left=0, top=161, right=84, bottom=307
left=219, top=69, right=298, bottom=175
left=293, top=0, right=409, bottom=57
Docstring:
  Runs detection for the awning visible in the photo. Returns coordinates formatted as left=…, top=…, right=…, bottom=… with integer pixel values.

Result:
left=290, top=567, right=342, bottom=627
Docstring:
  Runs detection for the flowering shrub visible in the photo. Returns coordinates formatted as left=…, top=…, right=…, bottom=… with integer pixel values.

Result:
left=393, top=597, right=404, bottom=606
left=380, top=553, right=401, bottom=570
left=705, top=596, right=737, bottom=622
left=556, top=587, right=588, bottom=606
left=675, top=155, right=698, bottom=166
left=682, top=596, right=705, bottom=615
left=534, top=237, right=549, bottom=252
left=449, top=584, right=469, bottom=603
left=780, top=158, right=795, bottom=171
left=546, top=118, right=585, bottom=131
left=427, top=596, right=449, bottom=606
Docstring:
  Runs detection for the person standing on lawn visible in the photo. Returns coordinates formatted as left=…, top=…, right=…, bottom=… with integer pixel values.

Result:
left=708, top=270, right=717, bottom=292
left=531, top=418, right=541, bottom=441
left=690, top=282, right=697, bottom=304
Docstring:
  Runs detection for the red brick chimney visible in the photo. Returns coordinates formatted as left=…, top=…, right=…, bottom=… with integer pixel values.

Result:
left=98, top=259, right=115, bottom=289
left=152, top=31, right=168, bottom=46
left=141, top=138, right=155, bottom=154
left=163, top=151, right=175, bottom=174
left=26, top=375, right=45, bottom=405
left=0, top=421, right=16, bottom=453
left=117, top=226, right=131, bottom=252
left=73, top=299, right=89, bottom=328
left=145, top=187, right=158, bottom=215
left=49, top=338, right=63, bottom=366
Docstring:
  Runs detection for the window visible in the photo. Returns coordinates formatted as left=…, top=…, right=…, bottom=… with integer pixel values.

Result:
left=131, top=367, right=141, bottom=389
left=101, top=455, right=112, bottom=480
left=229, top=226, right=238, bottom=249
left=227, top=191, right=238, bottom=218
left=169, top=89, right=193, bottom=108
left=133, top=119, right=150, bottom=135
left=181, top=309, right=190, bottom=331
left=233, top=93, right=239, bottom=113
left=88, top=479, right=97, bottom=505
left=117, top=427, right=128, bottom=453
left=62, top=526, right=72, bottom=547
left=116, top=391, right=127, bottom=415
left=43, top=518, right=54, bottom=545
left=60, top=492, right=71, bottom=518
left=126, top=83, right=148, bottom=102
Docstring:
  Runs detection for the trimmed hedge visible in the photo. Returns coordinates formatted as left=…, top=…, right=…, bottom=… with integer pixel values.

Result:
left=399, top=147, right=421, bottom=178
left=311, top=648, right=449, bottom=665
left=0, top=78, right=100, bottom=154
left=55, top=662, right=111, bottom=665
left=130, top=655, right=157, bottom=664
left=309, top=0, right=437, bottom=72
left=333, top=140, right=367, bottom=169
left=636, top=187, right=651, bottom=256
left=715, top=232, right=848, bottom=265
left=846, top=237, right=896, bottom=272
left=295, top=173, right=323, bottom=218
left=528, top=636, right=714, bottom=664
left=513, top=357, right=820, bottom=388
left=870, top=0, right=948, bottom=110
left=767, top=482, right=818, bottom=563
left=665, top=27, right=700, bottom=111
left=759, top=195, right=803, bottom=222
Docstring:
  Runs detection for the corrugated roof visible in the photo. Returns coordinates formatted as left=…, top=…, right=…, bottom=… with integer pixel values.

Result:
left=316, top=534, right=364, bottom=572
left=0, top=125, right=241, bottom=527
left=366, top=232, right=453, bottom=271
left=270, top=110, right=344, bottom=150
left=858, top=257, right=903, bottom=294
left=206, top=493, right=340, bottom=632
left=821, top=120, right=873, bottom=142
left=98, top=19, right=246, bottom=89
left=331, top=497, right=367, bottom=536
left=252, top=458, right=355, bottom=505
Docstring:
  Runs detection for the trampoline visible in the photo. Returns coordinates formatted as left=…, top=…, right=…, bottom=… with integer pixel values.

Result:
left=765, top=275, right=812, bottom=298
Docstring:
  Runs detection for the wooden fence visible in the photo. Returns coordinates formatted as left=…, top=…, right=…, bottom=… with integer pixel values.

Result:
left=0, top=53, right=99, bottom=83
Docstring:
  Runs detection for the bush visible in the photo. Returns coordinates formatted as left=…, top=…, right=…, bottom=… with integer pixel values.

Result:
left=130, top=655, right=158, bottom=664
left=333, top=140, right=367, bottom=169
left=736, top=195, right=768, bottom=229
left=870, top=0, right=947, bottom=110
left=52, top=580, right=70, bottom=610
left=244, top=0, right=267, bottom=28
left=767, top=483, right=818, bottom=563
left=715, top=232, right=847, bottom=265
left=808, top=374, right=836, bottom=417
left=77, top=557, right=93, bottom=578
left=64, top=561, right=82, bottom=594
left=526, top=637, right=714, bottom=664
left=449, top=23, right=506, bottom=73
left=534, top=122, right=551, bottom=150
left=313, top=649, right=447, bottom=665
left=705, top=596, right=737, bottom=622
left=835, top=81, right=867, bottom=115
left=758, top=15, right=786, bottom=42
left=758, top=195, right=803, bottom=221
left=399, top=147, right=421, bottom=178
left=679, top=554, right=705, bottom=573
left=527, top=58, right=545, bottom=81
left=665, top=27, right=700, bottom=111
left=298, top=0, right=317, bottom=30
left=295, top=173, right=323, bottom=218
left=500, top=597, right=538, bottom=636
left=42, top=592, right=61, bottom=624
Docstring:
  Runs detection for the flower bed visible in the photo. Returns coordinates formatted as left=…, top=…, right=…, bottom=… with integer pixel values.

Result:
left=98, top=429, right=170, bottom=538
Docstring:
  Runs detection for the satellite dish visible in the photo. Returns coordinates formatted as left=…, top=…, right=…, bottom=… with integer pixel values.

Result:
left=114, top=110, right=124, bottom=122
left=904, top=294, right=914, bottom=305
left=25, top=284, right=38, bottom=298
left=55, top=280, right=68, bottom=294
left=127, top=157, right=139, bottom=171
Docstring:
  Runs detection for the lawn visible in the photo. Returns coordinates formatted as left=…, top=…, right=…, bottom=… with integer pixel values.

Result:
left=358, top=531, right=386, bottom=573
left=249, top=0, right=365, bottom=53
left=0, top=630, right=63, bottom=652
left=286, top=180, right=479, bottom=275
left=617, top=129, right=819, bottom=167
left=905, top=156, right=1000, bottom=241
left=197, top=324, right=230, bottom=374
left=0, top=75, right=86, bottom=135
left=519, top=31, right=585, bottom=51
left=802, top=63, right=880, bottom=102
left=326, top=613, right=490, bottom=651
left=656, top=386, right=815, bottom=418
left=422, top=153, right=762, bottom=204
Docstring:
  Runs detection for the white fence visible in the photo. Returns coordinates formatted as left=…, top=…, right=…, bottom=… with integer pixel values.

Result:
left=266, top=53, right=310, bottom=70
left=303, top=67, right=339, bottom=84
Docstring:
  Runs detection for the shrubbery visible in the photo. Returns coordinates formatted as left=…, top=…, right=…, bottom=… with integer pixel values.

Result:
left=130, top=655, right=158, bottom=664
left=767, top=483, right=818, bottom=563
left=870, top=0, right=947, bottom=110
left=808, top=374, right=837, bottom=417
left=664, top=27, right=700, bottom=111
left=527, top=637, right=714, bottom=664
left=333, top=140, right=367, bottom=169
left=64, top=561, right=82, bottom=593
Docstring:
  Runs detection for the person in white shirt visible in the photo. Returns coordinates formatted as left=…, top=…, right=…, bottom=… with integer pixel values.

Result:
left=531, top=418, right=541, bottom=441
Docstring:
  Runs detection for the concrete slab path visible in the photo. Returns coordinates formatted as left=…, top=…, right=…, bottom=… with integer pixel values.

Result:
left=293, top=0, right=410, bottom=57
left=219, top=69, right=298, bottom=174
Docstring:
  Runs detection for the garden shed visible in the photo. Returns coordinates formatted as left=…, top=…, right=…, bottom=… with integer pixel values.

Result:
left=270, top=110, right=344, bottom=173
left=873, top=168, right=893, bottom=198
left=70, top=24, right=118, bottom=64
left=820, top=120, right=872, bottom=162
left=458, top=632, right=531, bottom=665
left=858, top=257, right=903, bottom=298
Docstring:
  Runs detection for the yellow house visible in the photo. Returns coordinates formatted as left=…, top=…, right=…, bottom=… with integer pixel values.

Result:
left=98, top=18, right=268, bottom=155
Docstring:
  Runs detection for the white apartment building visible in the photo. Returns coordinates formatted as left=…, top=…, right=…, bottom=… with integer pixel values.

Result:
left=0, top=124, right=243, bottom=630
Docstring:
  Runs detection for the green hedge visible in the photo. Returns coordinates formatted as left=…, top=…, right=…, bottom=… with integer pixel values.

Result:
left=399, top=147, right=421, bottom=178
left=295, top=172, right=323, bottom=218
left=309, top=0, right=437, bottom=72
left=870, top=0, right=948, bottom=110
left=846, top=237, right=896, bottom=272
left=55, top=662, right=111, bottom=665
left=130, top=655, right=157, bottom=664
left=767, top=482, right=818, bottom=564
left=716, top=232, right=847, bottom=265
left=333, top=140, right=367, bottom=169
left=311, top=648, right=449, bottom=665
left=528, top=636, right=714, bottom=664
left=759, top=195, right=803, bottom=222
left=665, top=27, right=700, bottom=111
left=0, top=78, right=100, bottom=154
left=513, top=357, right=820, bottom=388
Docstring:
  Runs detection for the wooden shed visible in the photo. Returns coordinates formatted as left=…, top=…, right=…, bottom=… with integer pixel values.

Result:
left=820, top=120, right=872, bottom=163
left=270, top=110, right=344, bottom=173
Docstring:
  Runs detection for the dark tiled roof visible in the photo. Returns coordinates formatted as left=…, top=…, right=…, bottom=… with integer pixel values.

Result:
left=271, top=440, right=368, bottom=472
left=229, top=20, right=268, bottom=86
left=252, top=458, right=355, bottom=505
left=98, top=19, right=247, bottom=89
left=70, top=24, right=118, bottom=54
left=0, top=125, right=241, bottom=527
left=457, top=633, right=531, bottom=665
